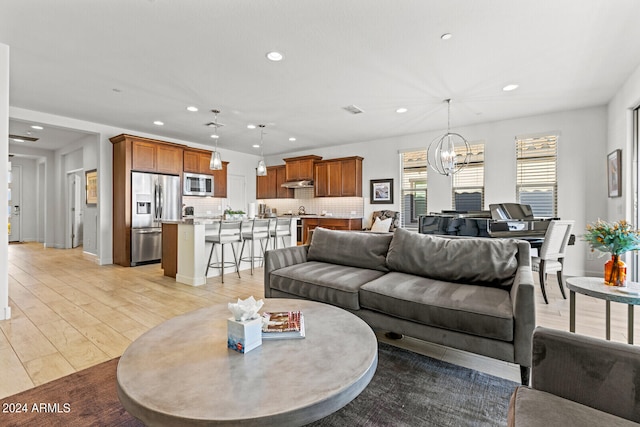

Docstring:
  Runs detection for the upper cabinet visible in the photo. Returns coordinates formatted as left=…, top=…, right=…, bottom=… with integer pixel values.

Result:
left=183, top=148, right=228, bottom=198
left=314, top=156, right=363, bottom=197
left=256, top=165, right=294, bottom=199
left=131, top=138, right=183, bottom=175
left=283, top=155, right=323, bottom=181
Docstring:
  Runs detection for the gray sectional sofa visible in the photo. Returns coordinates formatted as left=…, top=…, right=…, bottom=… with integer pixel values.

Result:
left=264, top=227, right=536, bottom=384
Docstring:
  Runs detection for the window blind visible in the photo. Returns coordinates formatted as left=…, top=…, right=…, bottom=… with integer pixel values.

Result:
left=452, top=143, right=485, bottom=210
left=516, top=135, right=558, bottom=217
left=401, top=150, right=427, bottom=229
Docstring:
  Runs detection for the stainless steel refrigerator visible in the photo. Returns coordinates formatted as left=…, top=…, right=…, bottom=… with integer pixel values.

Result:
left=131, top=171, right=181, bottom=266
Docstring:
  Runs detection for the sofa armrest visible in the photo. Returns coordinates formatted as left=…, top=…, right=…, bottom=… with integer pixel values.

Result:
left=531, top=327, right=640, bottom=423
left=511, top=240, right=535, bottom=368
left=263, top=245, right=309, bottom=298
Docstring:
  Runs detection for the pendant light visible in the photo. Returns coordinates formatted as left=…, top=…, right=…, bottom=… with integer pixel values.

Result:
left=256, top=124, right=267, bottom=176
left=427, top=99, right=471, bottom=176
left=209, top=109, right=223, bottom=170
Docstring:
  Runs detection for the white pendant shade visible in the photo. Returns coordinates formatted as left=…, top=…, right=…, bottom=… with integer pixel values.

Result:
left=256, top=159, right=267, bottom=176
left=210, top=151, right=222, bottom=170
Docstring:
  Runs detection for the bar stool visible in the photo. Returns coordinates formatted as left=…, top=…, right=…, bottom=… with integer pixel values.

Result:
left=205, top=220, right=243, bottom=283
left=239, top=219, right=271, bottom=275
left=270, top=218, right=293, bottom=249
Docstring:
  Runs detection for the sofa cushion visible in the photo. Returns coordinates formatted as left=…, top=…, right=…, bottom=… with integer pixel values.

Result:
left=508, top=386, right=638, bottom=427
left=359, top=272, right=514, bottom=341
left=386, top=228, right=519, bottom=287
left=269, top=261, right=387, bottom=310
left=307, top=227, right=393, bottom=272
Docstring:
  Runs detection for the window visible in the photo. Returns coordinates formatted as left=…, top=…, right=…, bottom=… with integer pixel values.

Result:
left=452, top=142, right=485, bottom=211
left=400, top=150, right=427, bottom=229
left=516, top=134, right=558, bottom=217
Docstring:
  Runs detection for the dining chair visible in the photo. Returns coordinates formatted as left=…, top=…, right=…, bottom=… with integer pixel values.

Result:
left=531, top=220, right=575, bottom=304
left=270, top=218, right=293, bottom=249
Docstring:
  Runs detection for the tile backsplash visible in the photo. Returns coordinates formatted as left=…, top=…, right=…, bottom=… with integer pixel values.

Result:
left=183, top=196, right=226, bottom=216
left=261, top=188, right=364, bottom=217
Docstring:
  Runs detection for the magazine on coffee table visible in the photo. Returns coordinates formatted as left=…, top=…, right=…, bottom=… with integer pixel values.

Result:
left=261, top=311, right=305, bottom=339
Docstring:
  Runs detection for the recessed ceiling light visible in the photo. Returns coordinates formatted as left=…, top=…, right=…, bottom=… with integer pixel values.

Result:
left=247, top=124, right=256, bottom=129
left=396, top=107, right=408, bottom=114
left=211, top=134, right=219, bottom=139
left=503, top=84, right=519, bottom=92
left=441, top=33, right=452, bottom=40
left=153, top=120, right=164, bottom=126
left=266, top=51, right=284, bottom=62
left=31, top=125, right=44, bottom=130
left=289, top=137, right=296, bottom=142
left=252, top=144, right=260, bottom=148
left=186, top=106, right=198, bottom=112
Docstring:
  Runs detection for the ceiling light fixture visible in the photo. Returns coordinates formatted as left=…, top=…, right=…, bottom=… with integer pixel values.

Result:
left=256, top=124, right=267, bottom=176
left=209, top=109, right=223, bottom=170
left=153, top=120, right=164, bottom=126
left=396, top=107, right=408, bottom=113
left=289, top=137, right=296, bottom=142
left=31, top=125, right=44, bottom=130
left=247, top=124, right=256, bottom=129
left=186, top=106, right=198, bottom=112
left=427, top=99, right=471, bottom=177
left=266, top=51, right=284, bottom=62
left=503, top=84, right=519, bottom=91
left=441, top=33, right=452, bottom=40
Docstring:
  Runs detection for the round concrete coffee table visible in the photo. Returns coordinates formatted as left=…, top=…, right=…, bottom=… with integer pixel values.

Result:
left=116, top=299, right=378, bottom=426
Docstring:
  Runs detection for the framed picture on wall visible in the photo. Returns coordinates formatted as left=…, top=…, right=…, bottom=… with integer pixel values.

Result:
left=370, top=178, right=393, bottom=204
left=607, top=149, right=621, bottom=198
left=86, top=169, right=98, bottom=206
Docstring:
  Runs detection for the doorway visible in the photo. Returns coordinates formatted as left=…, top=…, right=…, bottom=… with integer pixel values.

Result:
left=66, top=171, right=83, bottom=248
left=227, top=174, right=247, bottom=213
left=8, top=164, right=22, bottom=242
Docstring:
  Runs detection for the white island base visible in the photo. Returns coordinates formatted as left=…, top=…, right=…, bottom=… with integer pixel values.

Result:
left=175, top=220, right=297, bottom=286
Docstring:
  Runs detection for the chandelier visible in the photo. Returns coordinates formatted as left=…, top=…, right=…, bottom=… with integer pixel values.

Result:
left=209, top=109, right=223, bottom=170
left=256, top=124, right=267, bottom=176
left=427, top=99, right=471, bottom=176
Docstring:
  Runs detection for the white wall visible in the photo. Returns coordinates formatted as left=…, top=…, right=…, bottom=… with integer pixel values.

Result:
left=1, top=43, right=10, bottom=319
left=269, top=106, right=608, bottom=277
left=607, top=60, right=640, bottom=276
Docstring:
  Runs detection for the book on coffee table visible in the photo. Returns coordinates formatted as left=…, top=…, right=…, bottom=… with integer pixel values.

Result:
left=261, top=311, right=305, bottom=339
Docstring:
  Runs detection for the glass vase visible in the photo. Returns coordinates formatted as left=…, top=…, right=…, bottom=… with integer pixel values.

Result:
left=604, top=255, right=627, bottom=287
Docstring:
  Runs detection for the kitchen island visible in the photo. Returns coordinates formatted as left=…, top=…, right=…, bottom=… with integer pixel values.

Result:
left=163, top=217, right=298, bottom=286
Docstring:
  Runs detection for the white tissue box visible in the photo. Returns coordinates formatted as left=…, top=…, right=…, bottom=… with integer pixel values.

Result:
left=227, top=317, right=262, bottom=353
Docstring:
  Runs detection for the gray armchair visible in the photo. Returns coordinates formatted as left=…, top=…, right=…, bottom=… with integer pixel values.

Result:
left=508, top=327, right=640, bottom=426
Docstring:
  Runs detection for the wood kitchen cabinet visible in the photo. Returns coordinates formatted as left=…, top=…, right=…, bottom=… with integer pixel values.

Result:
left=131, top=138, right=183, bottom=175
left=256, top=165, right=293, bottom=199
left=314, top=156, right=363, bottom=197
left=284, top=155, right=322, bottom=181
left=183, top=148, right=228, bottom=197
left=302, top=217, right=363, bottom=243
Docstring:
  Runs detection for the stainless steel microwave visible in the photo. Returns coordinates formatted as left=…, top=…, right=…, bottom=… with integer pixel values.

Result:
left=183, top=172, right=214, bottom=196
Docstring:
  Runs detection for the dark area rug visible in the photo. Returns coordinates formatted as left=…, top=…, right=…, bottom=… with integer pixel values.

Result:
left=0, top=342, right=517, bottom=427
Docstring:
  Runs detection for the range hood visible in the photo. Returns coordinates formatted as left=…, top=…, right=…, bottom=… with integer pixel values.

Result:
left=281, top=180, right=314, bottom=188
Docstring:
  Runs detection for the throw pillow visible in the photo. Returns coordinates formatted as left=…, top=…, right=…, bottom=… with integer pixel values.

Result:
left=308, top=227, right=393, bottom=272
left=371, top=217, right=393, bottom=233
left=386, top=228, right=519, bottom=286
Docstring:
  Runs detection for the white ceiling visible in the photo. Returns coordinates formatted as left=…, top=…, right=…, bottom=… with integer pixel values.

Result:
left=3, top=0, right=640, bottom=156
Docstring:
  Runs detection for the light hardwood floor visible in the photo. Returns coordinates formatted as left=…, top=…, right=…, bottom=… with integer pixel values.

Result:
left=1, top=242, right=638, bottom=398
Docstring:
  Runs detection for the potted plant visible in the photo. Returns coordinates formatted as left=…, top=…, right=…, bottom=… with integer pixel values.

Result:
left=583, top=219, right=640, bottom=286
left=224, top=209, right=246, bottom=220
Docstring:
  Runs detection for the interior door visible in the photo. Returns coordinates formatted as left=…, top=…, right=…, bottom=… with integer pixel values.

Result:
left=8, top=164, right=21, bottom=242
left=71, top=174, right=83, bottom=248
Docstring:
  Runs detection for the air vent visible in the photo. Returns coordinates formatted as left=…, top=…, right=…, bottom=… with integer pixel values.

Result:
left=9, top=134, right=39, bottom=142
left=343, top=104, right=364, bottom=115
left=205, top=122, right=226, bottom=128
